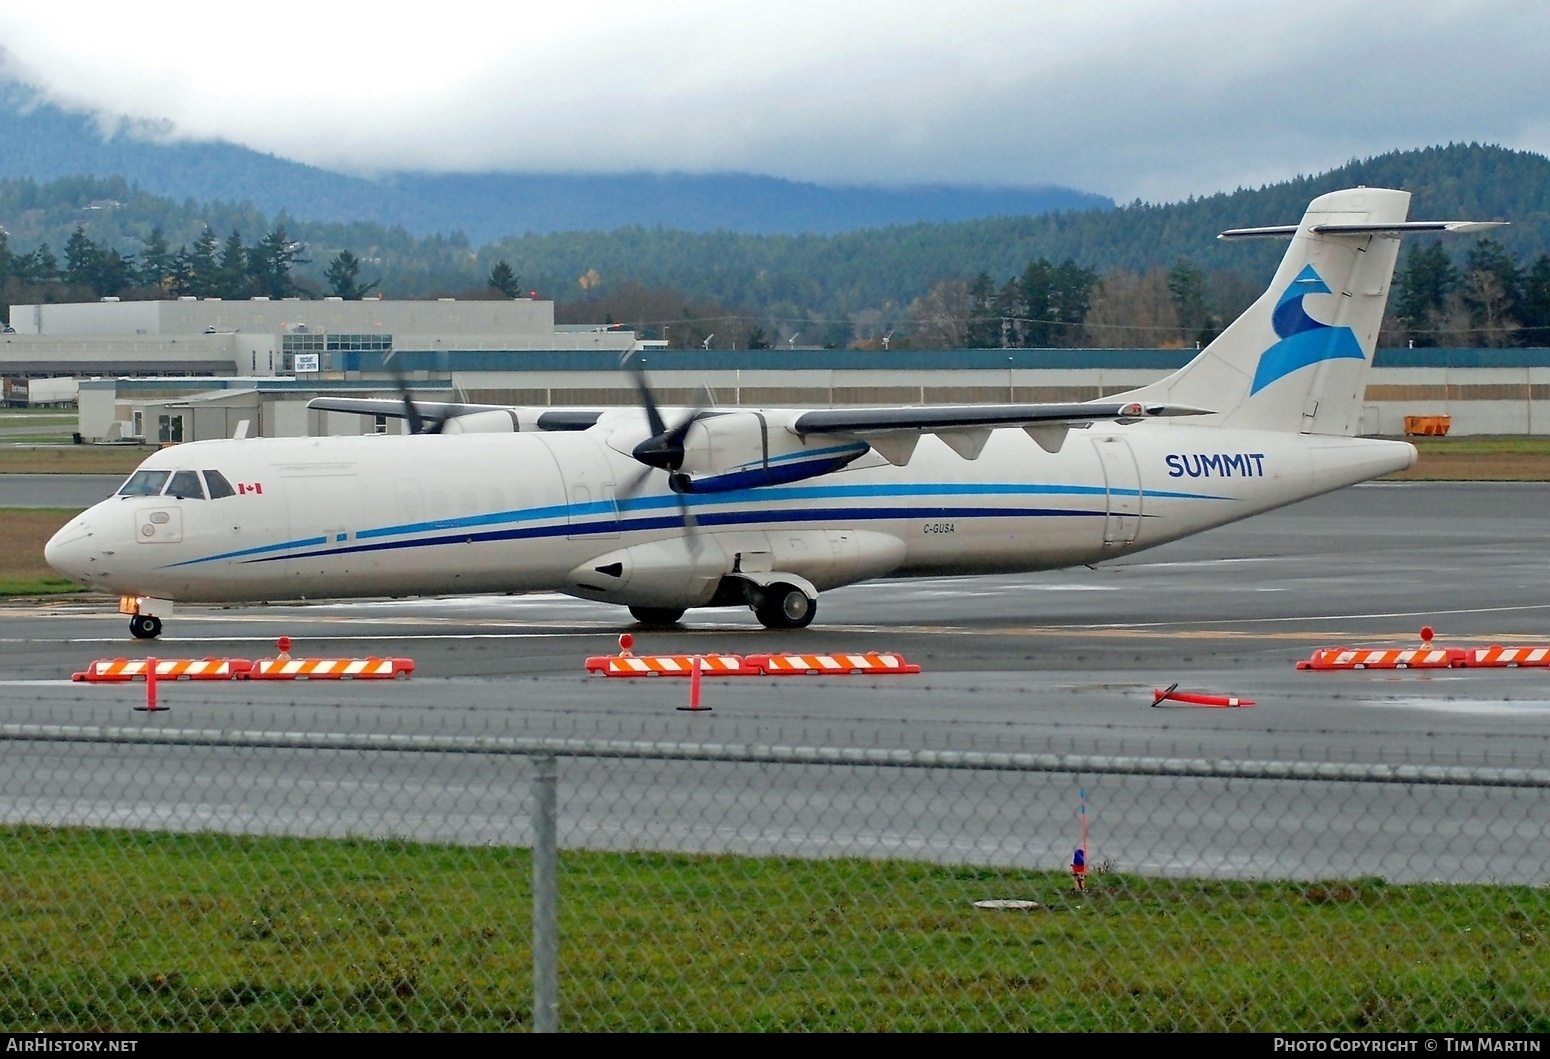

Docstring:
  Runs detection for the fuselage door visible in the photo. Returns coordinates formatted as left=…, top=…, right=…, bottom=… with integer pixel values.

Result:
left=551, top=434, right=620, bottom=540
left=1092, top=435, right=1142, bottom=546
left=280, top=464, right=362, bottom=575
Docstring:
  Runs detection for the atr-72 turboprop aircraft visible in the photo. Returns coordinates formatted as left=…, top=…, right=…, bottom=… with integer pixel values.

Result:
left=46, top=188, right=1502, bottom=640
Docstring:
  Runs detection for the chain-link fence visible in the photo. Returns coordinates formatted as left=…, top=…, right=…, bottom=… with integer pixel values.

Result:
left=0, top=721, right=1544, bottom=1032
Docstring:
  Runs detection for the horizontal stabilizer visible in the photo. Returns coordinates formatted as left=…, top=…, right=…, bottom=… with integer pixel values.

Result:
left=1219, top=220, right=1507, bottom=240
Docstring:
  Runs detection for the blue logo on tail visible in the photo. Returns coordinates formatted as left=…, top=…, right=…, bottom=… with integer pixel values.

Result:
left=1249, top=265, right=1365, bottom=395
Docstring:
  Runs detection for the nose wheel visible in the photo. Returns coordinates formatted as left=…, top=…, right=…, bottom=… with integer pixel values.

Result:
left=129, top=614, right=163, bottom=640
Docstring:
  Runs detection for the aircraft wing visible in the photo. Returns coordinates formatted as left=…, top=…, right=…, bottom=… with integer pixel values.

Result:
left=306, top=396, right=602, bottom=432
left=791, top=400, right=1213, bottom=461
left=307, top=396, right=506, bottom=420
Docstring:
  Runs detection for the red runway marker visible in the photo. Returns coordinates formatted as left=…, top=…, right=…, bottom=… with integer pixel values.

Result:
left=677, top=654, right=710, bottom=712
left=1151, top=686, right=1255, bottom=708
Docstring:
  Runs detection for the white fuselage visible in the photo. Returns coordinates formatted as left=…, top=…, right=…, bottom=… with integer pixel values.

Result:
left=45, top=419, right=1416, bottom=610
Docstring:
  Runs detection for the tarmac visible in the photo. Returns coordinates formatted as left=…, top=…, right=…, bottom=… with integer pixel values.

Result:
left=1, top=480, right=1547, bottom=882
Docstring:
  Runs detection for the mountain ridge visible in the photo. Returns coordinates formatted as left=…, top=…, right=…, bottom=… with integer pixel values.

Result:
left=2, top=143, right=1546, bottom=338
left=0, top=85, right=1112, bottom=241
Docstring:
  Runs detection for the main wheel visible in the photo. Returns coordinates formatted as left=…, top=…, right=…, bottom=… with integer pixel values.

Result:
left=629, top=606, right=685, bottom=627
left=754, top=583, right=816, bottom=629
left=129, top=614, right=163, bottom=640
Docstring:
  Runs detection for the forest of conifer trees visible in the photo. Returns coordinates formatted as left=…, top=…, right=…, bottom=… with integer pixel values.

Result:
left=4, top=143, right=1550, bottom=349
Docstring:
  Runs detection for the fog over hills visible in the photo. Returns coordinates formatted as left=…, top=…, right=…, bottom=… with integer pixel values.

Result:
left=0, top=86, right=1112, bottom=242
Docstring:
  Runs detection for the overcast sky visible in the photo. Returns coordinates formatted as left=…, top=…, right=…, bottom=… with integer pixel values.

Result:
left=1, top=1, right=1545, bottom=202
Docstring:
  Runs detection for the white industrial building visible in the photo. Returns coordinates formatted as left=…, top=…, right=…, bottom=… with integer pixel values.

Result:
left=2, top=295, right=637, bottom=378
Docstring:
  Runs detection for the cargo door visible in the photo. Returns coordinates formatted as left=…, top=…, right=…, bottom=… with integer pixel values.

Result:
left=280, top=464, right=361, bottom=575
left=1092, top=436, right=1141, bottom=546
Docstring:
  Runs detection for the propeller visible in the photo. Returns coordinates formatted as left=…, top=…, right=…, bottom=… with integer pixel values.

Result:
left=626, top=360, right=698, bottom=483
left=385, top=353, right=446, bottom=435
left=619, top=351, right=705, bottom=535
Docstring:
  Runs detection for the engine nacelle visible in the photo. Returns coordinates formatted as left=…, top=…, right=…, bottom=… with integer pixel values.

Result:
left=566, top=536, right=729, bottom=608
left=442, top=410, right=520, bottom=434
left=674, top=411, right=867, bottom=493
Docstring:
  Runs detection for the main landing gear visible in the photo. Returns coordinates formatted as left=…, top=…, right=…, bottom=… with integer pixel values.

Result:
left=129, top=614, right=163, bottom=640
left=629, top=606, right=686, bottom=628
left=623, top=575, right=819, bottom=631
left=753, top=582, right=817, bottom=630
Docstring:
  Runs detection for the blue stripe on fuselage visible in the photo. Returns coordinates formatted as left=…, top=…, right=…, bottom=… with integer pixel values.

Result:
left=164, top=479, right=1233, bottom=569
left=241, top=503, right=1106, bottom=564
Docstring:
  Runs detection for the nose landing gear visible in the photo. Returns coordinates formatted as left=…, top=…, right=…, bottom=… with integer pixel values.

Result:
left=129, top=614, right=163, bottom=640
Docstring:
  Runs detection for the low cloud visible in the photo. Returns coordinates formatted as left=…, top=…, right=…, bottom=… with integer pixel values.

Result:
left=1, top=0, right=1545, bottom=201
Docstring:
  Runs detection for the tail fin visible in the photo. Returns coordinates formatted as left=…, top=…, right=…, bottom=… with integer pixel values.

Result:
left=1121, top=187, right=1412, bottom=435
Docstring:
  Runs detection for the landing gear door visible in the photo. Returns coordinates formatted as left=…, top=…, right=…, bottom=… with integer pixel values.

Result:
left=1092, top=436, right=1141, bottom=546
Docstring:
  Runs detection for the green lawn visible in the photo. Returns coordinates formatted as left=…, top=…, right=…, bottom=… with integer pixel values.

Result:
left=0, top=826, right=1542, bottom=1032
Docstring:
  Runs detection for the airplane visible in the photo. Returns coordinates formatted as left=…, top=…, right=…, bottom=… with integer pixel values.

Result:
left=45, top=187, right=1503, bottom=640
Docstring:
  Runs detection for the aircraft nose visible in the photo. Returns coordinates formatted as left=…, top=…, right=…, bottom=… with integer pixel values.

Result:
left=44, top=519, right=93, bottom=581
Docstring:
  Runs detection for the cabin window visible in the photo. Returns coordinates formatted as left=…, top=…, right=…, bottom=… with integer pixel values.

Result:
left=118, top=470, right=170, bottom=496
left=167, top=470, right=205, bottom=500
left=203, top=470, right=236, bottom=499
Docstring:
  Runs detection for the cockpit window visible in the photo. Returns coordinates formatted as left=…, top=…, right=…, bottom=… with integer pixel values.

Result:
left=118, top=470, right=170, bottom=496
left=203, top=470, right=236, bottom=499
left=167, top=470, right=205, bottom=500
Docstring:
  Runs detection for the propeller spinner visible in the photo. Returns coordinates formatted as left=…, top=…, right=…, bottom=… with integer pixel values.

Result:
left=619, top=352, right=704, bottom=529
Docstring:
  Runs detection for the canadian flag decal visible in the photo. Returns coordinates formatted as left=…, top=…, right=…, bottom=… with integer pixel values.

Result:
left=238, top=483, right=264, bottom=495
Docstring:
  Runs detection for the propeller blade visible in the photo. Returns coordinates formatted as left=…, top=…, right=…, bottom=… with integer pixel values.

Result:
left=672, top=479, right=700, bottom=547
left=615, top=464, right=655, bottom=502
left=384, top=355, right=441, bottom=435
left=396, top=375, right=425, bottom=435
left=623, top=352, right=667, bottom=439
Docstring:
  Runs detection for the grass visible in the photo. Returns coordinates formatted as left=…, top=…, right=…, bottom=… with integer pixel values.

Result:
left=0, top=825, right=1542, bottom=1032
left=1386, top=436, right=1550, bottom=481
left=0, top=508, right=86, bottom=596
left=0, top=445, right=151, bottom=475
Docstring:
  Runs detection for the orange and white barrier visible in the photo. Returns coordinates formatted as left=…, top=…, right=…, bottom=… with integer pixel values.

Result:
left=1296, top=646, right=1466, bottom=671
left=73, top=657, right=252, bottom=682
left=585, top=654, right=755, bottom=677
left=1459, top=646, right=1550, bottom=668
left=745, top=651, right=921, bottom=676
left=584, top=639, right=923, bottom=677
left=242, top=657, right=415, bottom=680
